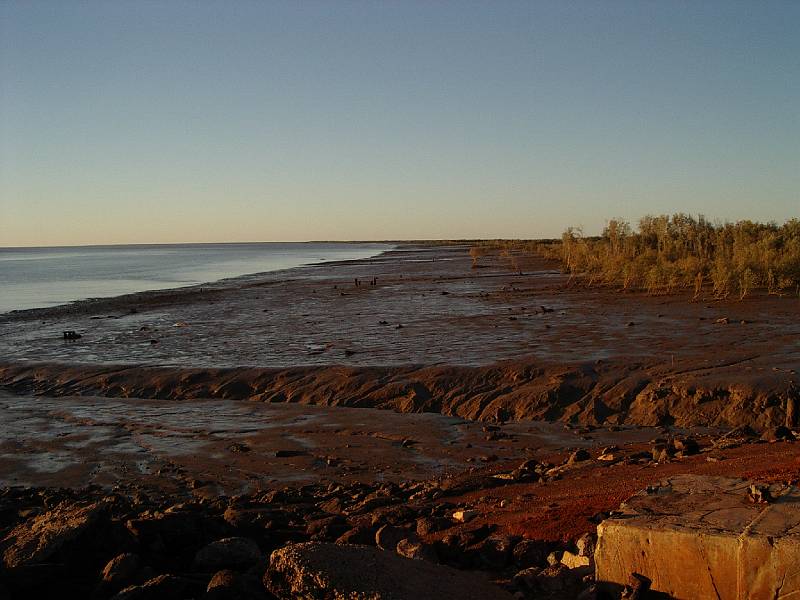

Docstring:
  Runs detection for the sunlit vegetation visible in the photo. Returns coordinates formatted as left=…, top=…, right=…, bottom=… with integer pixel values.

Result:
left=469, top=215, right=800, bottom=299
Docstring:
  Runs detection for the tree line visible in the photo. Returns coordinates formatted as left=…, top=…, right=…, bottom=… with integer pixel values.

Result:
left=470, top=214, right=800, bottom=299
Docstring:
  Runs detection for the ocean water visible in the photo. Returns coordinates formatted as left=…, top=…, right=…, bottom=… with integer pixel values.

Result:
left=0, top=242, right=390, bottom=313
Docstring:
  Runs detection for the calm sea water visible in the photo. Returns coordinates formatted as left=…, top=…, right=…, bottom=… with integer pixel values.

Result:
left=0, top=242, right=390, bottom=313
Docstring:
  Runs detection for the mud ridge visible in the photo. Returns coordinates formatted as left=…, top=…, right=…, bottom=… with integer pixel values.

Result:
left=1, top=360, right=797, bottom=430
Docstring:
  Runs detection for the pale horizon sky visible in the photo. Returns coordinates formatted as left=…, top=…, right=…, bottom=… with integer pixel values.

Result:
left=1, top=1, right=798, bottom=247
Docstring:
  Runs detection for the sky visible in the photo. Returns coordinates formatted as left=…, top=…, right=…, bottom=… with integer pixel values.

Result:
left=1, top=1, right=798, bottom=246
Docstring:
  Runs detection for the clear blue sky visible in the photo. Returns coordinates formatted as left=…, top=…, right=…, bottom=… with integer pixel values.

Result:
left=1, top=1, right=798, bottom=246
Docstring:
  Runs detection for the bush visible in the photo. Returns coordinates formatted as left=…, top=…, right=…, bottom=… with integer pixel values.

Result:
left=468, top=215, right=800, bottom=298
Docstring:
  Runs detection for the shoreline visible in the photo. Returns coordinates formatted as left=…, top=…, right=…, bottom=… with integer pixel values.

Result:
left=1, top=244, right=797, bottom=429
left=0, top=242, right=398, bottom=318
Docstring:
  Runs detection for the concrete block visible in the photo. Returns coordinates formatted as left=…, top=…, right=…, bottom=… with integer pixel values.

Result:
left=595, top=475, right=800, bottom=599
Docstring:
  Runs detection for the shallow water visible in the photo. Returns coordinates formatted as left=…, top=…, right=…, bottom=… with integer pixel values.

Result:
left=0, top=242, right=390, bottom=313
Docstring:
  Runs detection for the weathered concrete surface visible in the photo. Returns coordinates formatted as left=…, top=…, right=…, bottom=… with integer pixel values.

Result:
left=266, top=542, right=514, bottom=599
left=596, top=474, right=800, bottom=599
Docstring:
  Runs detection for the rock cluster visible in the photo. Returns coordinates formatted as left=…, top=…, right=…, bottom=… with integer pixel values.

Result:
left=3, top=426, right=771, bottom=599
left=0, top=458, right=610, bottom=600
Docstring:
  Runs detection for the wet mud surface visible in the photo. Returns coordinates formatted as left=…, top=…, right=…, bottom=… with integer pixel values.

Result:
left=2, top=245, right=797, bottom=369
left=1, top=245, right=798, bottom=431
left=0, top=390, right=661, bottom=493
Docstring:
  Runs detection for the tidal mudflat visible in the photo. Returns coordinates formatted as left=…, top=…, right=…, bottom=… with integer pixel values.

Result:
left=2, top=245, right=799, bottom=599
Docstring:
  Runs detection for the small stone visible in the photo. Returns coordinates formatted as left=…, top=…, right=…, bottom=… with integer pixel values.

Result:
left=513, top=539, right=549, bottom=568
left=336, top=525, right=376, bottom=546
left=416, top=517, right=448, bottom=537
left=194, top=537, right=261, bottom=571
left=101, top=553, right=141, bottom=587
left=673, top=437, right=699, bottom=456
left=747, top=484, right=775, bottom=504
left=576, top=533, right=596, bottom=558
left=396, top=538, right=438, bottom=562
left=205, top=569, right=262, bottom=599
left=306, top=515, right=349, bottom=541
left=452, top=509, right=478, bottom=523
left=561, top=549, right=592, bottom=570
left=479, top=535, right=515, bottom=569
left=111, top=575, right=191, bottom=600
left=207, top=569, right=237, bottom=591
left=512, top=566, right=541, bottom=591
left=226, top=442, right=250, bottom=453
left=568, top=449, right=591, bottom=464
left=375, top=524, right=408, bottom=551
left=762, top=426, right=795, bottom=443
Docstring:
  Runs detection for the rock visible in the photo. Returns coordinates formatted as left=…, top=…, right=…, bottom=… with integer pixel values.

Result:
left=265, top=542, right=514, bottom=599
left=454, top=524, right=495, bottom=548
left=346, top=494, right=397, bottom=515
left=672, top=437, right=699, bottom=456
left=126, top=509, right=209, bottom=554
left=112, top=574, right=193, bottom=600
left=375, top=524, right=410, bottom=551
left=101, top=553, right=141, bottom=587
left=306, top=515, right=350, bottom=541
left=369, top=504, right=416, bottom=527
left=415, top=516, right=449, bottom=537
left=318, top=497, right=345, bottom=514
left=762, top=425, right=795, bottom=442
left=747, top=483, right=775, bottom=504
left=531, top=564, right=574, bottom=594
left=626, top=451, right=653, bottom=463
left=194, top=537, right=262, bottom=571
left=396, top=538, right=438, bottom=562
left=206, top=569, right=266, bottom=600
left=1, top=500, right=107, bottom=569
left=511, top=566, right=541, bottom=591
left=576, top=533, right=595, bottom=557
left=336, top=525, right=377, bottom=546
left=223, top=506, right=276, bottom=532
left=208, top=569, right=238, bottom=591
left=596, top=475, right=800, bottom=598
left=567, top=449, right=590, bottom=464
left=513, top=539, right=549, bottom=568
left=478, top=535, right=515, bottom=570
left=452, top=509, right=478, bottom=523
left=650, top=443, right=671, bottom=462
left=560, top=549, right=592, bottom=571
left=620, top=572, right=652, bottom=600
